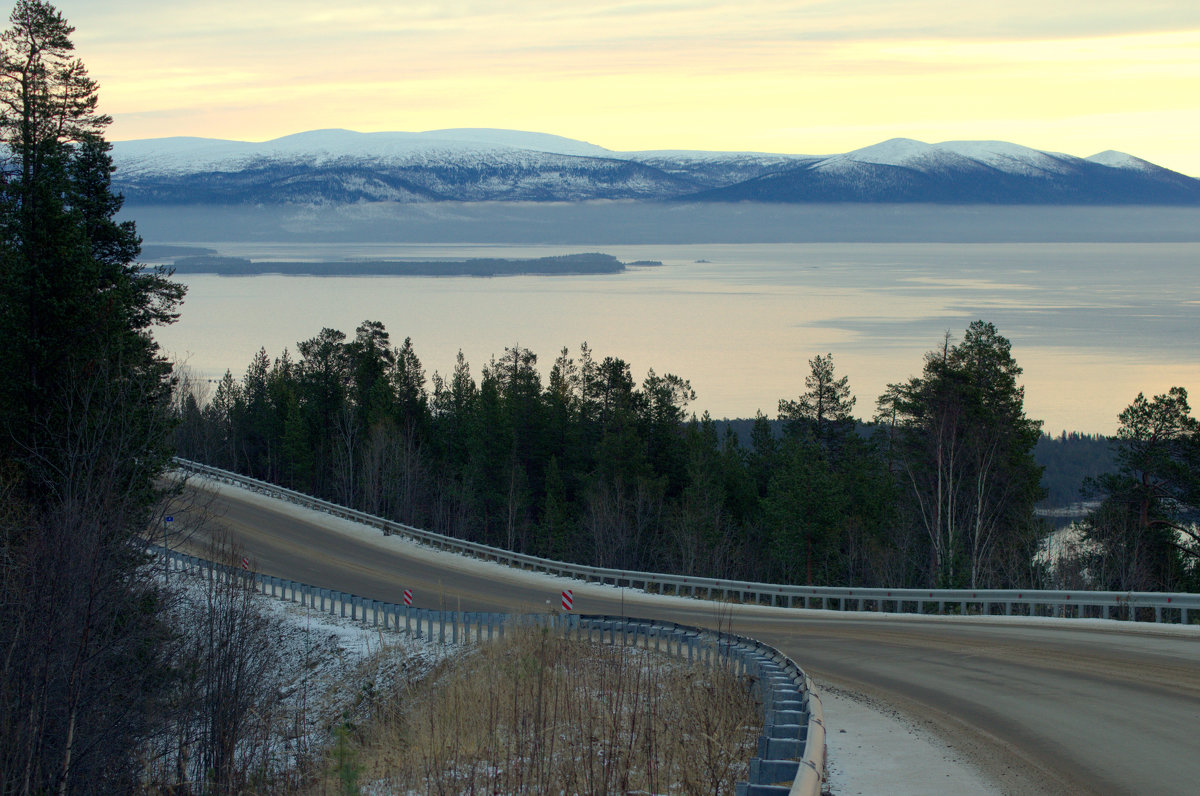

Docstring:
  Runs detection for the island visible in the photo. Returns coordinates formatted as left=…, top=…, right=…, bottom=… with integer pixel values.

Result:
left=167, top=252, right=635, bottom=277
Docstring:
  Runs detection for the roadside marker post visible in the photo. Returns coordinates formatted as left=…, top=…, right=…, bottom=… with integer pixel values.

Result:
left=163, top=516, right=174, bottom=580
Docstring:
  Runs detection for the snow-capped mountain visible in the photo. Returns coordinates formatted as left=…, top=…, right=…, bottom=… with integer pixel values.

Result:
left=690, top=138, right=1200, bottom=204
left=112, top=129, right=717, bottom=203
left=109, top=130, right=1200, bottom=205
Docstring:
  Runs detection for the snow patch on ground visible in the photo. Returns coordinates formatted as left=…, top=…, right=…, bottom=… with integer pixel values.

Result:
left=187, top=474, right=1199, bottom=794
left=819, top=684, right=1003, bottom=796
left=165, top=564, right=461, bottom=778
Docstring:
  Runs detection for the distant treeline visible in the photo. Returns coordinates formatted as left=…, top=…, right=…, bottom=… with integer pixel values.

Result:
left=170, top=252, right=647, bottom=276
left=1034, top=432, right=1115, bottom=507
left=141, top=244, right=218, bottom=260
left=177, top=319, right=1078, bottom=591
left=718, top=419, right=1116, bottom=510
left=175, top=318, right=1197, bottom=592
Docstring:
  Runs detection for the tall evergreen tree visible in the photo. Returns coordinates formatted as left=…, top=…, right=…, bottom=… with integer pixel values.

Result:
left=0, top=3, right=183, bottom=791
left=878, top=322, right=1044, bottom=588
left=1083, top=387, right=1200, bottom=590
left=778, top=352, right=855, bottom=452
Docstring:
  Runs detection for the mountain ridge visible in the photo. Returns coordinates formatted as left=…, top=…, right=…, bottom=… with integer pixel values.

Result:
left=110, top=129, right=1200, bottom=206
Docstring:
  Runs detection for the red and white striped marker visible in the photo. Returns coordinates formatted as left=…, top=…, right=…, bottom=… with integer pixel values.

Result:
left=240, top=557, right=249, bottom=571
left=403, top=588, right=413, bottom=606
left=561, top=589, right=574, bottom=611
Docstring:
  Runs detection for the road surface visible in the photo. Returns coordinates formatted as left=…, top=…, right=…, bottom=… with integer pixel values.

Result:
left=173, top=478, right=1200, bottom=796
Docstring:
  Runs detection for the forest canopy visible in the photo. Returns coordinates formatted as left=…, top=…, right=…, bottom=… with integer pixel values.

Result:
left=175, top=318, right=1198, bottom=594
left=174, top=321, right=1050, bottom=590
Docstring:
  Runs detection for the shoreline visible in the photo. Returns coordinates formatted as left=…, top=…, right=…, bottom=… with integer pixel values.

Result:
left=163, top=251, right=656, bottom=277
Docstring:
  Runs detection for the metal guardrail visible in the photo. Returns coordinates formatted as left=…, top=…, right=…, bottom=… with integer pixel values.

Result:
left=155, top=546, right=825, bottom=796
left=177, top=458, right=1200, bottom=625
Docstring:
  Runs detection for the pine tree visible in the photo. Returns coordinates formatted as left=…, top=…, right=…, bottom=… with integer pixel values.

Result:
left=778, top=352, right=855, bottom=452
left=0, top=3, right=183, bottom=791
left=878, top=321, right=1044, bottom=588
left=1084, top=387, right=1200, bottom=590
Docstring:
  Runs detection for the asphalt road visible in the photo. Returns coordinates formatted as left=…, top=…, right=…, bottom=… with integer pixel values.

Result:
left=174, top=479, right=1200, bottom=796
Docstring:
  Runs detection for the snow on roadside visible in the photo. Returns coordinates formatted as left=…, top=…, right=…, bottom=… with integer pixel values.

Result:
left=250, top=580, right=461, bottom=702
left=174, top=559, right=1000, bottom=796
left=819, top=684, right=1003, bottom=796
left=188, top=474, right=1197, bottom=794
left=163, top=565, right=464, bottom=781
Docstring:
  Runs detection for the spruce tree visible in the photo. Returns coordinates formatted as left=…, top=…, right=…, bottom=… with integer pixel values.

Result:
left=0, top=3, right=184, bottom=791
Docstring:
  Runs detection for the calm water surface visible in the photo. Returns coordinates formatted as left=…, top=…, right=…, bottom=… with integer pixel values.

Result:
left=152, top=242, right=1199, bottom=435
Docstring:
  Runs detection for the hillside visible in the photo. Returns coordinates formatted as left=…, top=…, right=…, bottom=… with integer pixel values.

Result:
left=110, top=129, right=1200, bottom=206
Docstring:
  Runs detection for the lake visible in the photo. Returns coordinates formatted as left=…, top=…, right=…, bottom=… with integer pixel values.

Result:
left=149, top=241, right=1199, bottom=435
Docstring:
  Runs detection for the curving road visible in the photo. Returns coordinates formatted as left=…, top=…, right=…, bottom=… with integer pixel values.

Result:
left=175, top=479, right=1200, bottom=796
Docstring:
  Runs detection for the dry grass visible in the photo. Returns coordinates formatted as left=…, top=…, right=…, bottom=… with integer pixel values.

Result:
left=324, top=623, right=762, bottom=795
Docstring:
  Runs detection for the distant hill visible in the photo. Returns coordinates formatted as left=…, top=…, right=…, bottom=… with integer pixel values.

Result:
left=109, top=129, right=1200, bottom=206
left=690, top=139, right=1200, bottom=205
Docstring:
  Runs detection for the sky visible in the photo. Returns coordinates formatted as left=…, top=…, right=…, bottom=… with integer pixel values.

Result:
left=51, top=1, right=1200, bottom=175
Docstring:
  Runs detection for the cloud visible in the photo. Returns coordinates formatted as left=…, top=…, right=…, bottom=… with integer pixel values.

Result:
left=66, top=1, right=1200, bottom=45
left=45, top=0, right=1200, bottom=175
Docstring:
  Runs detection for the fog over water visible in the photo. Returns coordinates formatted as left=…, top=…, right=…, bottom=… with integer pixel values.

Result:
left=142, top=224, right=1199, bottom=436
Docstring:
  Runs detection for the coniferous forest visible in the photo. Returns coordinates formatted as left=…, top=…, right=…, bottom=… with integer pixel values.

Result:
left=171, top=317, right=1189, bottom=593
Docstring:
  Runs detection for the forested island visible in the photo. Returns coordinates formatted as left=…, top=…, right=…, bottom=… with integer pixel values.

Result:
left=170, top=251, right=650, bottom=276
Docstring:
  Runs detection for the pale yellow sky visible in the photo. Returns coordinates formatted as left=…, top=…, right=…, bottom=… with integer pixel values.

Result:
left=53, top=1, right=1200, bottom=174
